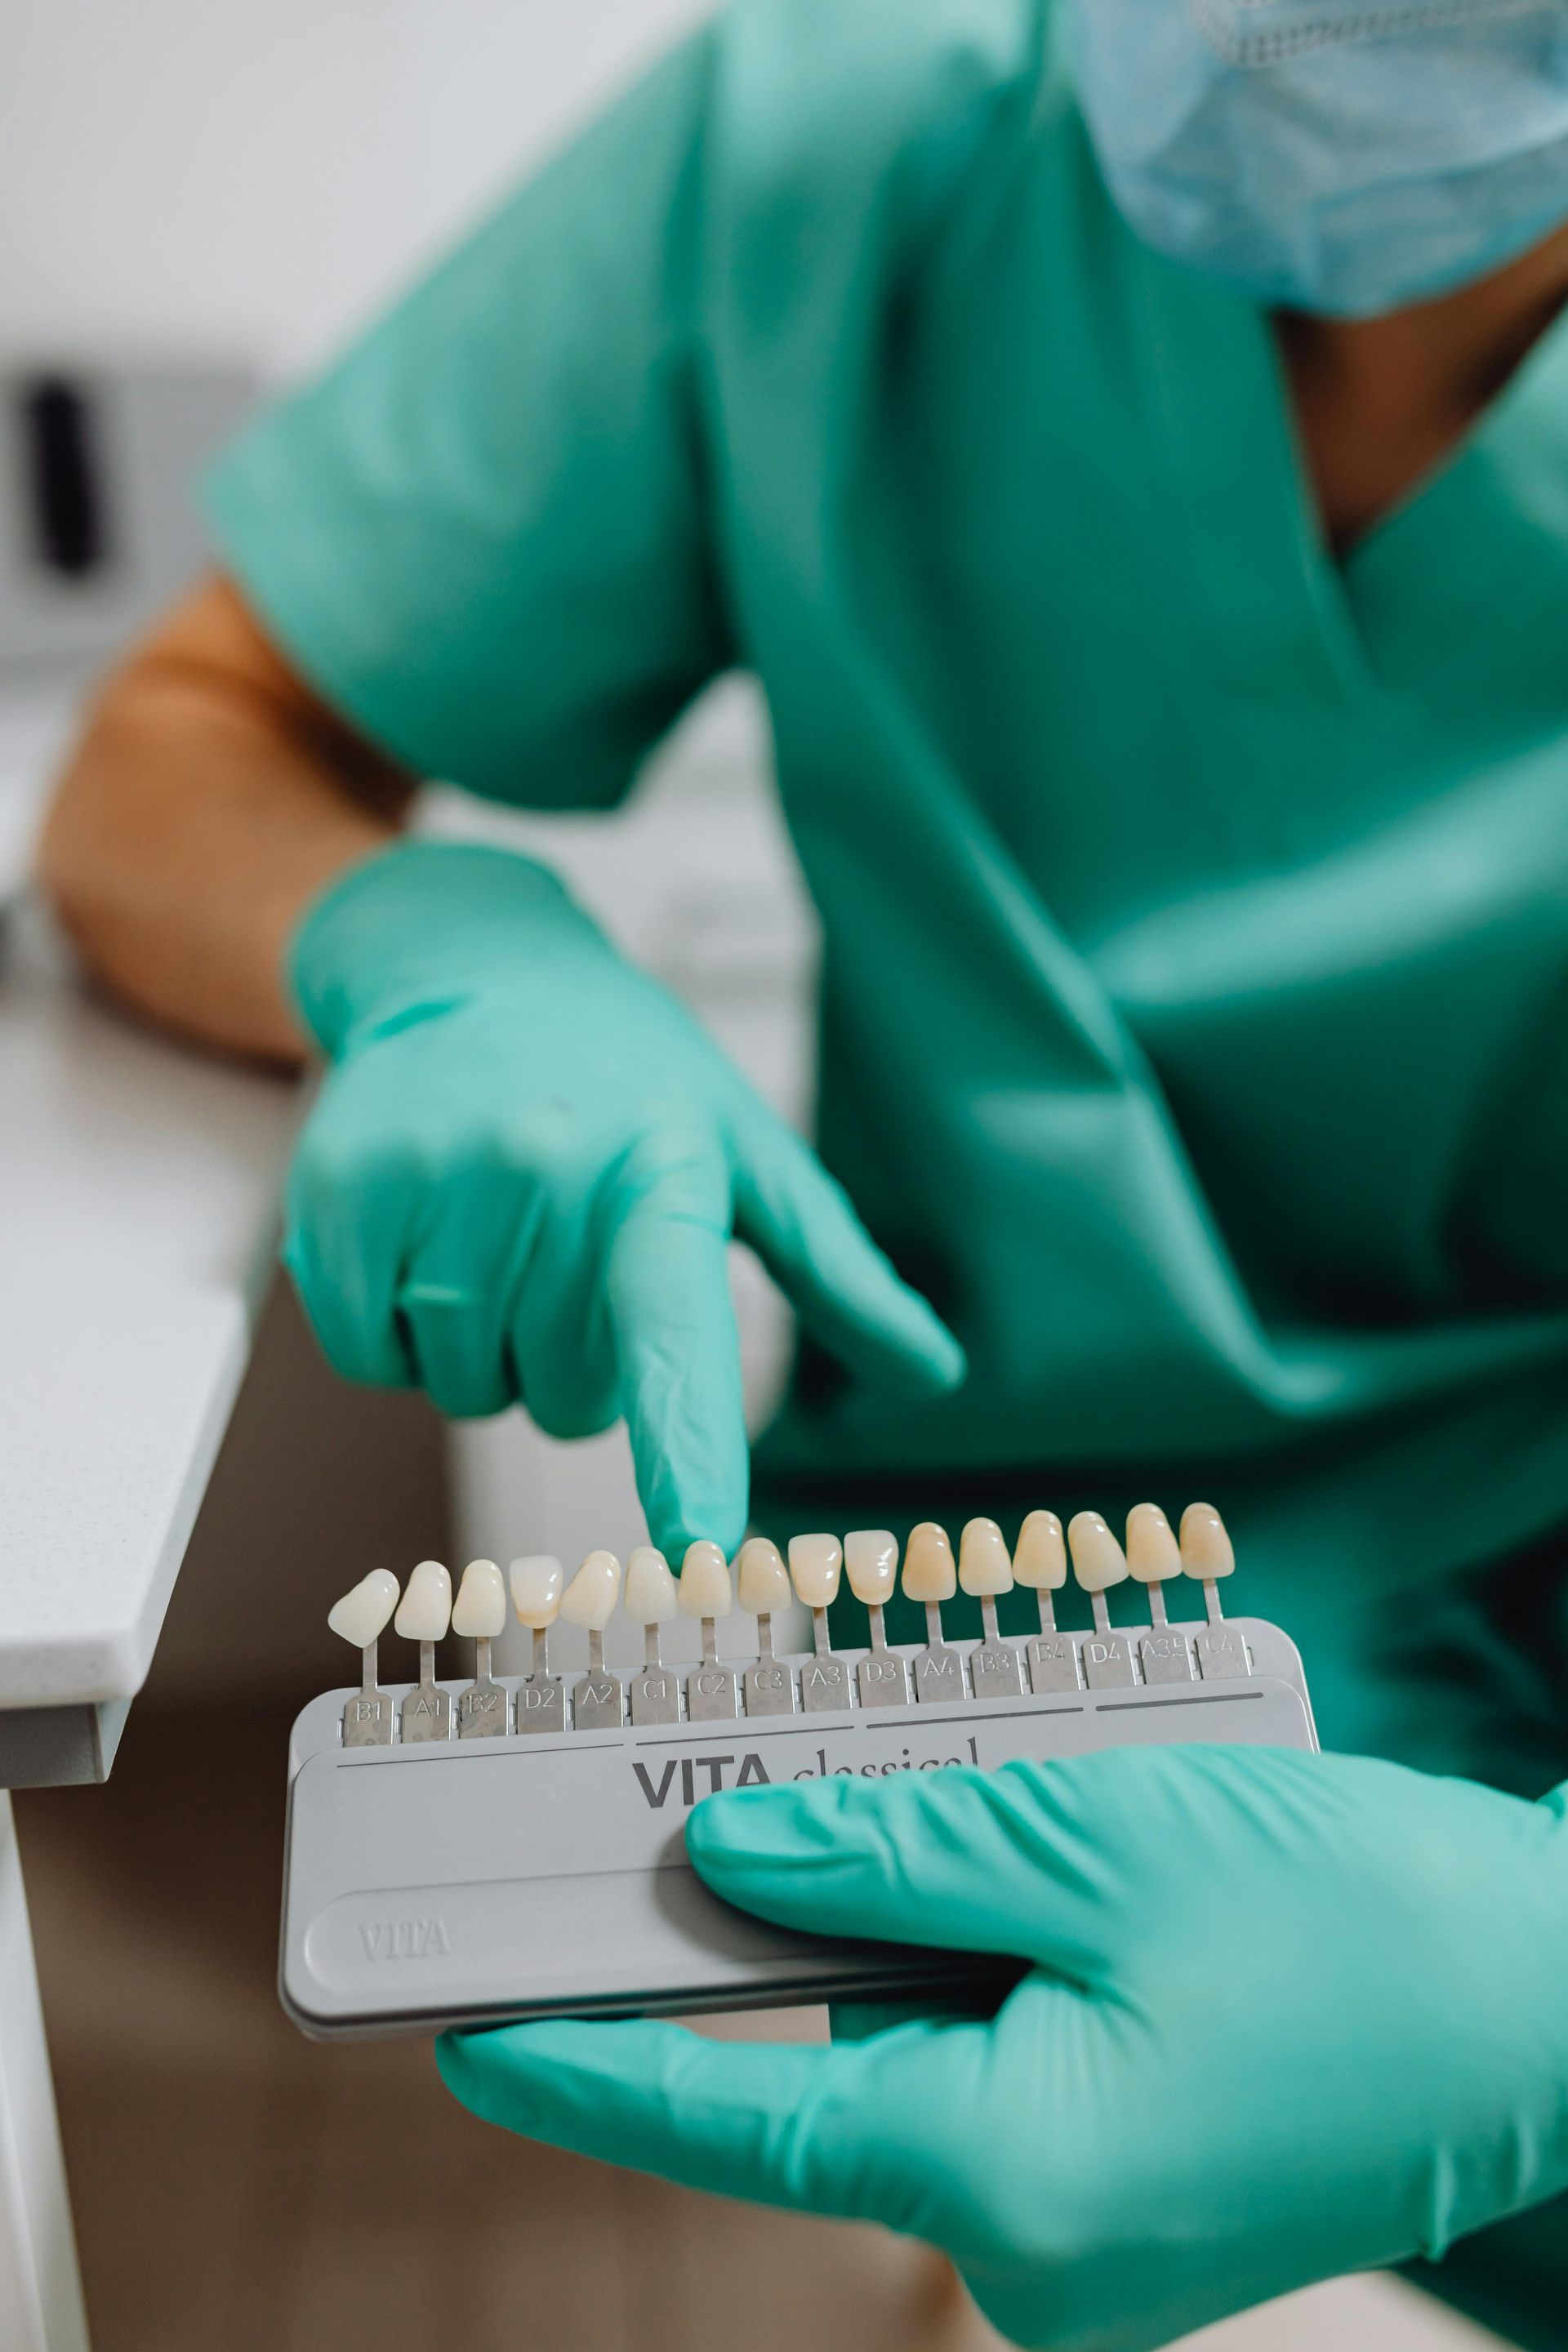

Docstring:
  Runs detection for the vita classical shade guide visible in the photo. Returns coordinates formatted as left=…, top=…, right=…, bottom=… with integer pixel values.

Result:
left=321, top=1501, right=1254, bottom=1753
left=286, top=1499, right=1312, bottom=2041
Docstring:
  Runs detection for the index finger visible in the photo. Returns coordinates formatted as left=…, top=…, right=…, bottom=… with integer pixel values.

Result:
left=437, top=2014, right=964, bottom=2234
left=605, top=1147, right=751, bottom=1560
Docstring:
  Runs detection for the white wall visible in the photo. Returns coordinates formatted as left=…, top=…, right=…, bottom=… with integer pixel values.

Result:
left=1, top=0, right=708, bottom=375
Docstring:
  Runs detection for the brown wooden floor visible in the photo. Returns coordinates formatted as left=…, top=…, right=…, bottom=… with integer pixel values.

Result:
left=15, top=1699, right=998, bottom=2352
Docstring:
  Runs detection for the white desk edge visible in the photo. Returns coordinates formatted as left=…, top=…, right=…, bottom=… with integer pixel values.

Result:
left=0, top=894, right=301, bottom=1718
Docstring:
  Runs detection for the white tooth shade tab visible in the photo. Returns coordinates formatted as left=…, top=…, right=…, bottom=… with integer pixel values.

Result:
left=679, top=1542, right=733, bottom=1619
left=1067, top=1513, right=1129, bottom=1593
left=1126, top=1504, right=1182, bottom=1585
left=327, top=1568, right=401, bottom=1649
left=901, top=1522, right=956, bottom=1604
left=1013, top=1512, right=1067, bottom=1590
left=451, top=1558, right=506, bottom=1640
left=1180, top=1503, right=1235, bottom=1580
left=737, top=1538, right=791, bottom=1615
left=789, top=1533, right=843, bottom=1609
left=625, top=1547, right=679, bottom=1624
left=394, top=1558, right=452, bottom=1642
left=560, top=1549, right=622, bottom=1632
left=844, top=1530, right=899, bottom=1606
left=958, top=1518, right=1013, bottom=1597
left=510, top=1554, right=565, bottom=1629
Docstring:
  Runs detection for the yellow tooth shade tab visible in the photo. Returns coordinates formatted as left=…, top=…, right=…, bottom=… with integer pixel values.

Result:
left=679, top=1541, right=733, bottom=1618
left=394, top=1558, right=452, bottom=1642
left=844, top=1530, right=899, bottom=1606
left=451, top=1558, right=506, bottom=1640
left=1067, top=1513, right=1129, bottom=1592
left=1125, top=1503, right=1182, bottom=1585
left=1013, top=1511, right=1067, bottom=1590
left=736, top=1538, right=791, bottom=1615
left=901, top=1522, right=956, bottom=1604
left=959, top=1517, right=1013, bottom=1596
left=560, top=1549, right=622, bottom=1632
left=625, top=1547, right=678, bottom=1624
left=788, top=1533, right=843, bottom=1609
left=1180, top=1502, right=1235, bottom=1580
left=509, top=1554, right=565, bottom=1629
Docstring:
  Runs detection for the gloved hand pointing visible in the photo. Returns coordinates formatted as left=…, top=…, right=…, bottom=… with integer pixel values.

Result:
left=439, top=1746, right=1568, bottom=2352
left=284, top=840, right=963, bottom=1557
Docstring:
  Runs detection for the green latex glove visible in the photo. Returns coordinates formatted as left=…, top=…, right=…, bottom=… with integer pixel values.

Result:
left=438, top=1748, right=1568, bottom=2350
left=284, top=840, right=962, bottom=1556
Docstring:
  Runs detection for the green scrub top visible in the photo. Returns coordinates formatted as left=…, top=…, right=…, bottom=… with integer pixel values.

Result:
left=208, top=0, right=1568, bottom=1659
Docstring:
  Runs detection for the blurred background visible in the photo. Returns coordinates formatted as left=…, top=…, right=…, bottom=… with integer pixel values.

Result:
left=0, top=4, right=1515, bottom=2347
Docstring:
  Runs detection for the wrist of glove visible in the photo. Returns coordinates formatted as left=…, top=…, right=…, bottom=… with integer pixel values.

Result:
left=290, top=837, right=635, bottom=1057
left=439, top=1745, right=1568, bottom=2352
left=283, top=840, right=962, bottom=1557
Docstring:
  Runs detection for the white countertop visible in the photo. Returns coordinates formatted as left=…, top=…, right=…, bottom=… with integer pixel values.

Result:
left=0, top=898, right=298, bottom=1707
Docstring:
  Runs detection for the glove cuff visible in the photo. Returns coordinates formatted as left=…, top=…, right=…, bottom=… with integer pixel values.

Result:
left=290, top=838, right=612, bottom=1057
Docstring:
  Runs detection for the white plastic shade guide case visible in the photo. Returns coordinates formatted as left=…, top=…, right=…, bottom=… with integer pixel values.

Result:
left=280, top=1617, right=1316, bottom=2038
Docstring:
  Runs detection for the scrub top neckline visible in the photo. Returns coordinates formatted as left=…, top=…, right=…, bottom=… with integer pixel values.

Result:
left=1134, top=230, right=1568, bottom=706
left=1282, top=283, right=1568, bottom=580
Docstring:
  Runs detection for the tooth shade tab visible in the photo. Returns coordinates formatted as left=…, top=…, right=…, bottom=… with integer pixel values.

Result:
left=327, top=1569, right=400, bottom=1649
left=1068, top=1513, right=1129, bottom=1593
left=902, top=1522, right=956, bottom=1603
left=958, top=1518, right=1013, bottom=1597
left=1013, top=1512, right=1067, bottom=1590
left=844, top=1530, right=898, bottom=1606
left=679, top=1542, right=733, bottom=1619
left=736, top=1538, right=791, bottom=1615
left=510, top=1554, right=565, bottom=1629
left=1126, top=1504, right=1182, bottom=1585
left=625, top=1547, right=679, bottom=1624
left=1180, top=1503, right=1236, bottom=1580
left=451, top=1558, right=506, bottom=1639
left=394, top=1559, right=452, bottom=1642
left=789, top=1533, right=843, bottom=1609
left=561, top=1549, right=622, bottom=1633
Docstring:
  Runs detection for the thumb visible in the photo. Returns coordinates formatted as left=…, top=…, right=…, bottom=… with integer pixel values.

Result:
left=687, top=1761, right=1138, bottom=1986
left=730, top=1116, right=965, bottom=1397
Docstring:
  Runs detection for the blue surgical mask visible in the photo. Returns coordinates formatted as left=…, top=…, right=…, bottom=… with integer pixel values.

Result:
left=1066, top=0, right=1568, bottom=315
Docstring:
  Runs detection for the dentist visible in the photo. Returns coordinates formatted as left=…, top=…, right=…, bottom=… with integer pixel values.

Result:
left=42, top=2, right=1568, bottom=2340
